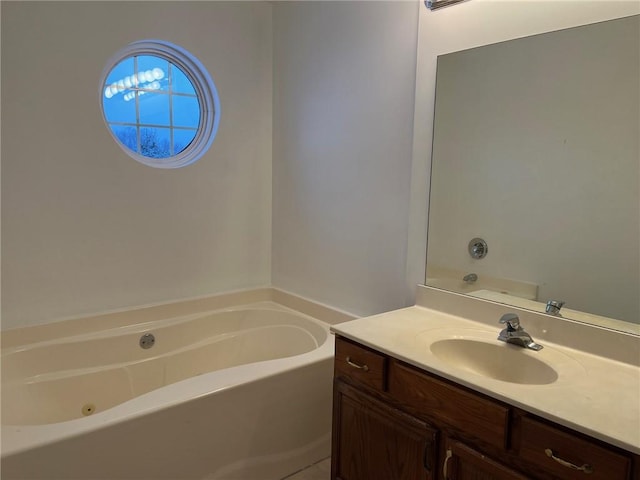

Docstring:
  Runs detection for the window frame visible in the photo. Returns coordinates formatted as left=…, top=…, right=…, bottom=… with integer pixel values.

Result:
left=99, top=40, right=220, bottom=169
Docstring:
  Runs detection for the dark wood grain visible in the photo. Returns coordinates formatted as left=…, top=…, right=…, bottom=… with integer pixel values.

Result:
left=445, top=439, right=528, bottom=480
left=517, top=416, right=631, bottom=480
left=331, top=379, right=437, bottom=480
left=388, top=360, right=509, bottom=450
left=334, top=337, right=387, bottom=392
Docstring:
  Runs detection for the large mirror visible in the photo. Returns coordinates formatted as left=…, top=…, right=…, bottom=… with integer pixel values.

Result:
left=426, top=15, right=639, bottom=334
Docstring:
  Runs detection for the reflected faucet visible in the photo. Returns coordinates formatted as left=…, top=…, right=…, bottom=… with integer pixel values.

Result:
left=545, top=300, right=565, bottom=316
left=498, top=313, right=543, bottom=351
left=462, top=273, right=478, bottom=284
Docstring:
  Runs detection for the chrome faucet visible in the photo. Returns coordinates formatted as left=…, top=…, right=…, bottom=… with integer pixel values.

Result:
left=498, top=313, right=543, bottom=351
left=462, top=273, right=478, bottom=284
left=545, top=300, right=565, bottom=316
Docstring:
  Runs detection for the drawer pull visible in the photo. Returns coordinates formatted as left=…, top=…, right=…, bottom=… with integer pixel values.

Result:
left=443, top=448, right=453, bottom=479
left=545, top=448, right=593, bottom=474
left=346, top=357, right=369, bottom=372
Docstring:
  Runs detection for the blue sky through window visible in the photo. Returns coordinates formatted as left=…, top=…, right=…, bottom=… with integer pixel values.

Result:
left=103, top=54, right=199, bottom=158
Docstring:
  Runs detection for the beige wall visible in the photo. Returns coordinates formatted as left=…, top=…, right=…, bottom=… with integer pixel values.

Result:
left=1, top=2, right=273, bottom=329
left=3, top=0, right=638, bottom=330
left=272, top=1, right=420, bottom=316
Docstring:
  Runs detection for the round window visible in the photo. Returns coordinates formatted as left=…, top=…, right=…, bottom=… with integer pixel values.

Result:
left=100, top=40, right=220, bottom=168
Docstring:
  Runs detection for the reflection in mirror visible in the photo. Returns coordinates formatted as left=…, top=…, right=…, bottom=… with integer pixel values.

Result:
left=425, top=15, right=639, bottom=333
left=425, top=0, right=466, bottom=11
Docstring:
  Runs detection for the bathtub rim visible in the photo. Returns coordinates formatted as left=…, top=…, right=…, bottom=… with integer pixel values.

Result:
left=1, top=303, right=327, bottom=353
left=1, top=287, right=356, bottom=349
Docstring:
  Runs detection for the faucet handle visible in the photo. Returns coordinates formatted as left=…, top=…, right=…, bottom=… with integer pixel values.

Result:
left=546, top=300, right=565, bottom=316
left=547, top=300, right=565, bottom=308
left=499, top=313, right=520, bottom=331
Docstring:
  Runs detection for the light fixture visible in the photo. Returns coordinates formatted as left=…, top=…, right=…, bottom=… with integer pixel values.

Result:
left=425, top=0, right=466, bottom=10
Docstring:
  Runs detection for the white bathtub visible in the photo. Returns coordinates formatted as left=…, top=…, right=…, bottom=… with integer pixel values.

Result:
left=1, top=301, right=337, bottom=479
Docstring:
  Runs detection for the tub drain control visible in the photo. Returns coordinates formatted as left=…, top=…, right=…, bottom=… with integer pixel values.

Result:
left=139, top=333, right=156, bottom=349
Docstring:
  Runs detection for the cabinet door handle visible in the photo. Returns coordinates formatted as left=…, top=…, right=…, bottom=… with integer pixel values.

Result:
left=422, top=441, right=433, bottom=472
left=545, top=448, right=593, bottom=474
left=443, top=448, right=453, bottom=479
left=345, top=357, right=369, bottom=372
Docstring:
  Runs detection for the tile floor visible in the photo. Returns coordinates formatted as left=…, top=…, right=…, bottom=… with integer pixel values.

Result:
left=281, top=457, right=331, bottom=480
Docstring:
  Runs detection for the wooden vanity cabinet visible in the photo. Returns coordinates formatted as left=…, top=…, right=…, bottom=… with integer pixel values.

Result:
left=331, top=336, right=639, bottom=480
left=332, top=337, right=438, bottom=480
left=332, top=380, right=438, bottom=480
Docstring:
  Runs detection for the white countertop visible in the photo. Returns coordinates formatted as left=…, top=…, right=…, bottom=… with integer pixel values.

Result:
left=331, top=304, right=640, bottom=454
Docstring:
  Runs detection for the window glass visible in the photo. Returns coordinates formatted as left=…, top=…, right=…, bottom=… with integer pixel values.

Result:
left=137, top=56, right=169, bottom=92
left=104, top=57, right=135, bottom=93
left=138, top=92, right=171, bottom=126
left=103, top=90, right=137, bottom=124
left=173, top=96, right=200, bottom=128
left=114, top=126, right=138, bottom=152
left=174, top=128, right=197, bottom=154
left=172, top=65, right=197, bottom=95
left=139, top=127, right=172, bottom=158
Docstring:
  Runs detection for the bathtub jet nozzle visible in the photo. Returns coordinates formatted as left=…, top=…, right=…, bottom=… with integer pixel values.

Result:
left=139, top=333, right=156, bottom=349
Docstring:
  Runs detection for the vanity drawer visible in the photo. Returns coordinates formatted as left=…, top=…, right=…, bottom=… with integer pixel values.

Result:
left=517, top=416, right=631, bottom=480
left=389, top=360, right=509, bottom=450
left=334, top=337, right=386, bottom=392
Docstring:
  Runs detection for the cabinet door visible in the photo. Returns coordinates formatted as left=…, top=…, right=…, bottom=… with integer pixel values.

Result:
left=443, top=439, right=528, bottom=480
left=332, top=380, right=437, bottom=480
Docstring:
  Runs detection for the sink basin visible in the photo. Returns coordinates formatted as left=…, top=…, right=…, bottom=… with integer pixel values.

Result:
left=430, top=338, right=558, bottom=385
